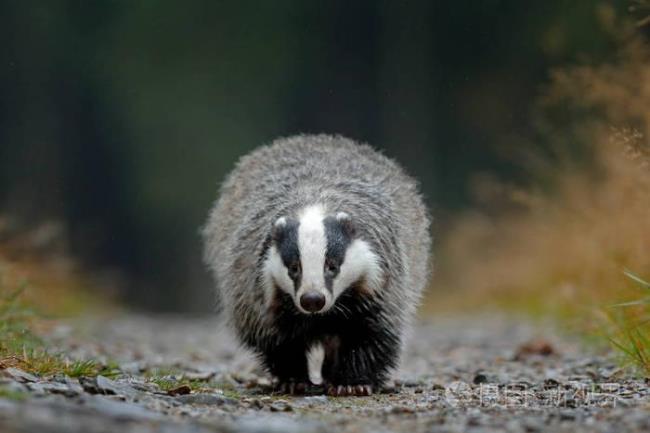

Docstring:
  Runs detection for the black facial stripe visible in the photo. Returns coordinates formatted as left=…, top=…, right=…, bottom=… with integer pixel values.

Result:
left=273, top=218, right=301, bottom=291
left=323, top=216, right=354, bottom=291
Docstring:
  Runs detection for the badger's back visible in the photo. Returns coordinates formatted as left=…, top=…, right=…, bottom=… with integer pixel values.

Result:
left=203, top=135, right=430, bottom=341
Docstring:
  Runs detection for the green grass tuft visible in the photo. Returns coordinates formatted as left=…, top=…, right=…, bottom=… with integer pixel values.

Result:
left=0, top=285, right=42, bottom=354
left=0, top=281, right=119, bottom=379
left=607, top=271, right=650, bottom=375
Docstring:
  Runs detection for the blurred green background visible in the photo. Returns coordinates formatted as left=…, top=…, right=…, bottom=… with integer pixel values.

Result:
left=0, top=1, right=631, bottom=311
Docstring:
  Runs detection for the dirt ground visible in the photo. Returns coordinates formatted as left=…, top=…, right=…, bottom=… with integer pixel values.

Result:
left=0, top=314, right=648, bottom=433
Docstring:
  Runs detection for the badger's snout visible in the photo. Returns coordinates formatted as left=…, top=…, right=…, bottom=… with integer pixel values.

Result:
left=299, top=291, right=326, bottom=313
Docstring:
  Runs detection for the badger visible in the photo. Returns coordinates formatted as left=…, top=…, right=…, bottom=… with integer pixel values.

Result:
left=203, top=134, right=431, bottom=396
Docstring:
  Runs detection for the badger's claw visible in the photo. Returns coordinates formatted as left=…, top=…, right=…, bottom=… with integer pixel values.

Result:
left=275, top=381, right=308, bottom=395
left=326, top=384, right=373, bottom=396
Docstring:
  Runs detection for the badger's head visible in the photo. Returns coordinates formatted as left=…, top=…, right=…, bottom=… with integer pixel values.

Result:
left=262, top=204, right=382, bottom=315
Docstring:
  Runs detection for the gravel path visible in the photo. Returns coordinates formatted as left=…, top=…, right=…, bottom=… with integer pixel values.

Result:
left=0, top=314, right=648, bottom=433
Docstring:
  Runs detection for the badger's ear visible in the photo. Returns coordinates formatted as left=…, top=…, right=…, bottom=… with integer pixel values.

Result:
left=335, top=212, right=356, bottom=237
left=271, top=217, right=288, bottom=242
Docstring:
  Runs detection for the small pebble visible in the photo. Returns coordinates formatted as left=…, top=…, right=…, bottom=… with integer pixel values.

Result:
left=167, top=385, right=191, bottom=396
left=269, top=399, right=293, bottom=412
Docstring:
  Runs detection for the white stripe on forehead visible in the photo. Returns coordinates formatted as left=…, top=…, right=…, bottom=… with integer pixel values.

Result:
left=297, top=204, right=327, bottom=291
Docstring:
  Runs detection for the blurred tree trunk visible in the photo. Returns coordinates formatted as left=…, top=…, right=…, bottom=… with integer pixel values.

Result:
left=0, top=3, right=66, bottom=225
left=378, top=1, right=438, bottom=204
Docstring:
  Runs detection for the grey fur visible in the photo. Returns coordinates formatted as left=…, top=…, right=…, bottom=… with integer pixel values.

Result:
left=203, top=134, right=431, bottom=374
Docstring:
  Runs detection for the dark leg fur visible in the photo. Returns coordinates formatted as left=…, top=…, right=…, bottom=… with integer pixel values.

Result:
left=322, top=330, right=400, bottom=396
left=262, top=341, right=311, bottom=394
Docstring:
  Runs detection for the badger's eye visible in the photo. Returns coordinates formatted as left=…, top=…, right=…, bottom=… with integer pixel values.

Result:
left=324, top=261, right=339, bottom=276
left=287, top=262, right=301, bottom=278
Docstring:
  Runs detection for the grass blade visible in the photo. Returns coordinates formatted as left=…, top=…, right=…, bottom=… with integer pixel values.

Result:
left=624, top=269, right=650, bottom=290
left=610, top=297, right=650, bottom=308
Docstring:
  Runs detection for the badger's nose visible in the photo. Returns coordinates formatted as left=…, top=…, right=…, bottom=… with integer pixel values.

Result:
left=300, top=291, right=326, bottom=313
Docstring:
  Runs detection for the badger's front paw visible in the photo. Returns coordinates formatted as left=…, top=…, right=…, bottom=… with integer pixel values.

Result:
left=326, top=384, right=373, bottom=396
left=275, top=381, right=310, bottom=395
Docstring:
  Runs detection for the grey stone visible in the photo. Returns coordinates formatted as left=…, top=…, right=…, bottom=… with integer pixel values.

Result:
left=300, top=395, right=328, bottom=404
left=27, top=381, right=80, bottom=397
left=79, top=375, right=139, bottom=399
left=269, top=399, right=293, bottom=412
left=3, top=368, right=39, bottom=383
left=176, top=393, right=237, bottom=406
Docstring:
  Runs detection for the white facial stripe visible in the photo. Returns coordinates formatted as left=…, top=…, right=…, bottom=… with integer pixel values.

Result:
left=262, top=245, right=293, bottom=309
left=306, top=342, right=325, bottom=385
left=296, top=205, right=328, bottom=297
left=332, top=239, right=382, bottom=298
